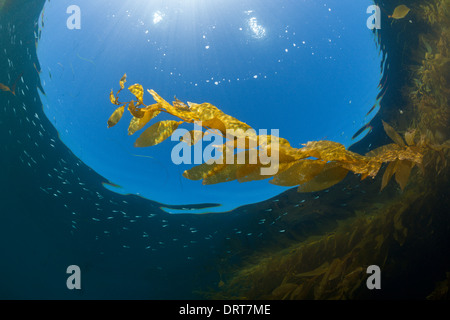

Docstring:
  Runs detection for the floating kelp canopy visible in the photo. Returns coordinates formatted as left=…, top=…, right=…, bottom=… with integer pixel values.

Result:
left=106, top=75, right=433, bottom=193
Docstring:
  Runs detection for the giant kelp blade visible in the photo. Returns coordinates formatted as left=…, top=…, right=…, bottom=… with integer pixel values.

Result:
left=404, top=130, right=416, bottom=146
left=202, top=117, right=227, bottom=136
left=129, top=84, right=144, bottom=104
left=203, top=150, right=271, bottom=184
left=180, top=130, right=205, bottom=146
left=337, top=158, right=382, bottom=178
left=119, top=74, right=127, bottom=89
left=173, top=97, right=189, bottom=110
left=297, top=164, right=348, bottom=193
left=381, top=160, right=398, bottom=191
left=203, top=163, right=246, bottom=185
left=127, top=101, right=145, bottom=118
left=366, top=143, right=422, bottom=164
left=134, top=120, right=181, bottom=147
left=298, top=140, right=359, bottom=162
left=236, top=164, right=263, bottom=182
left=235, top=151, right=276, bottom=182
left=260, top=135, right=301, bottom=163
left=382, top=121, right=406, bottom=147
left=188, top=102, right=253, bottom=136
left=390, top=5, right=410, bottom=19
left=128, top=108, right=161, bottom=135
left=183, top=162, right=225, bottom=181
left=270, top=160, right=326, bottom=187
left=107, top=105, right=125, bottom=128
left=109, top=89, right=119, bottom=105
left=128, top=117, right=141, bottom=135
left=395, top=160, right=414, bottom=191
left=366, top=143, right=402, bottom=159
left=148, top=90, right=200, bottom=121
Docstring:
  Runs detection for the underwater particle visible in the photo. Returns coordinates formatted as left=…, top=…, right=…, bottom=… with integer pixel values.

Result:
left=389, top=5, right=410, bottom=20
left=248, top=17, right=266, bottom=39
left=205, top=45, right=210, bottom=49
left=153, top=11, right=164, bottom=24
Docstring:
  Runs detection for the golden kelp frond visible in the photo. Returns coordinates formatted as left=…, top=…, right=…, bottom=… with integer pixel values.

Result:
left=382, top=121, right=406, bottom=147
left=297, top=163, right=349, bottom=193
left=180, top=130, right=205, bottom=146
left=404, top=130, right=417, bottom=146
left=270, top=160, right=326, bottom=187
left=394, top=160, right=415, bottom=191
left=148, top=90, right=201, bottom=122
left=107, top=105, right=125, bottom=128
left=381, top=160, right=399, bottom=191
left=389, top=5, right=411, bottom=20
left=134, top=120, right=182, bottom=147
left=119, top=74, right=127, bottom=89
left=129, top=84, right=144, bottom=105
left=368, top=143, right=423, bottom=164
left=128, top=108, right=161, bottom=135
left=109, top=89, right=119, bottom=105
left=127, top=101, right=145, bottom=118
left=299, top=141, right=365, bottom=163
left=188, top=102, right=253, bottom=137
left=107, top=77, right=428, bottom=193
left=380, top=159, right=415, bottom=191
left=337, top=158, right=382, bottom=180
left=203, top=160, right=247, bottom=185
left=183, top=161, right=225, bottom=182
left=173, top=97, right=189, bottom=110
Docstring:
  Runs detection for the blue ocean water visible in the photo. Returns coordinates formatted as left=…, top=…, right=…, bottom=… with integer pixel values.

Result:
left=38, top=0, right=382, bottom=213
